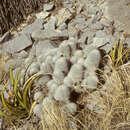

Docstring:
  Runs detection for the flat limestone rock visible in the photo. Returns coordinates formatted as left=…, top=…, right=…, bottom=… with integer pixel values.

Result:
left=3, top=33, right=32, bottom=54
left=0, top=31, right=12, bottom=44
left=22, top=19, right=43, bottom=34
left=103, top=0, right=130, bottom=35
left=32, top=29, right=68, bottom=41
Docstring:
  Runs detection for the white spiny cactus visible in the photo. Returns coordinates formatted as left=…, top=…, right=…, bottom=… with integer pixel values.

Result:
left=36, top=75, right=51, bottom=86
left=54, top=85, right=70, bottom=102
left=47, top=80, right=55, bottom=88
left=29, top=62, right=40, bottom=76
left=37, top=55, right=44, bottom=64
left=34, top=91, right=43, bottom=103
left=40, top=62, right=53, bottom=73
left=84, top=49, right=101, bottom=72
left=54, top=57, right=69, bottom=73
left=45, top=55, right=54, bottom=69
left=68, top=63, right=83, bottom=83
left=68, top=41, right=76, bottom=55
left=24, top=57, right=32, bottom=65
left=63, top=102, right=77, bottom=115
left=86, top=72, right=99, bottom=90
left=64, top=76, right=73, bottom=87
left=58, top=41, right=71, bottom=58
left=33, top=104, right=43, bottom=118
left=42, top=97, right=52, bottom=107
left=48, top=82, right=58, bottom=96
left=83, top=45, right=96, bottom=58
left=53, top=70, right=65, bottom=85
left=44, top=48, right=58, bottom=58
left=75, top=50, right=83, bottom=58
left=70, top=50, right=83, bottom=64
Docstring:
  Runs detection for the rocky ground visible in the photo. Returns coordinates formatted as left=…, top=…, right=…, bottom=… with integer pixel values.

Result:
left=0, top=0, right=130, bottom=130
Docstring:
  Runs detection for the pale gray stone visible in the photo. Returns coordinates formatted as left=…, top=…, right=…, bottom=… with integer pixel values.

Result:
left=56, top=8, right=73, bottom=26
left=103, top=0, right=130, bottom=35
left=95, top=30, right=107, bottom=38
left=36, top=12, right=50, bottom=19
left=32, top=29, right=68, bottom=41
left=100, top=18, right=113, bottom=27
left=44, top=16, right=57, bottom=30
left=3, top=33, right=32, bottom=54
left=82, top=30, right=95, bottom=44
left=4, top=59, right=24, bottom=72
left=0, top=31, right=12, bottom=44
left=92, top=36, right=114, bottom=48
left=78, top=32, right=88, bottom=45
left=77, top=3, right=84, bottom=14
left=22, top=19, right=43, bottom=34
left=86, top=6, right=100, bottom=15
left=12, top=50, right=28, bottom=59
left=91, top=11, right=103, bottom=23
left=90, top=22, right=103, bottom=30
left=43, top=3, right=54, bottom=11
left=58, top=23, right=67, bottom=31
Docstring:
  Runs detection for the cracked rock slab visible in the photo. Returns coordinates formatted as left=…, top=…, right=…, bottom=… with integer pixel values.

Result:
left=0, top=31, right=12, bottom=44
left=22, top=19, right=43, bottom=34
left=103, top=0, right=130, bottom=35
left=3, top=33, right=32, bottom=54
left=32, top=29, right=69, bottom=41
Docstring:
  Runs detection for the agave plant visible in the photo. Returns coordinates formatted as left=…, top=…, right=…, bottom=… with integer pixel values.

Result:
left=110, top=39, right=130, bottom=68
left=0, top=62, right=50, bottom=120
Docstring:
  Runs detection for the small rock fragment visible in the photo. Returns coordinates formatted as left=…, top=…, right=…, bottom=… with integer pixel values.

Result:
left=43, top=4, right=54, bottom=12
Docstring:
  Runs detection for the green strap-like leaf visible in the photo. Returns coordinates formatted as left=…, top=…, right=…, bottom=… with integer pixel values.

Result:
left=23, top=73, right=51, bottom=109
left=9, top=66, right=14, bottom=87
left=23, top=73, right=43, bottom=109
left=1, top=88, right=18, bottom=115
left=14, top=68, right=22, bottom=96
left=111, top=40, right=117, bottom=63
left=1, top=89, right=28, bottom=119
